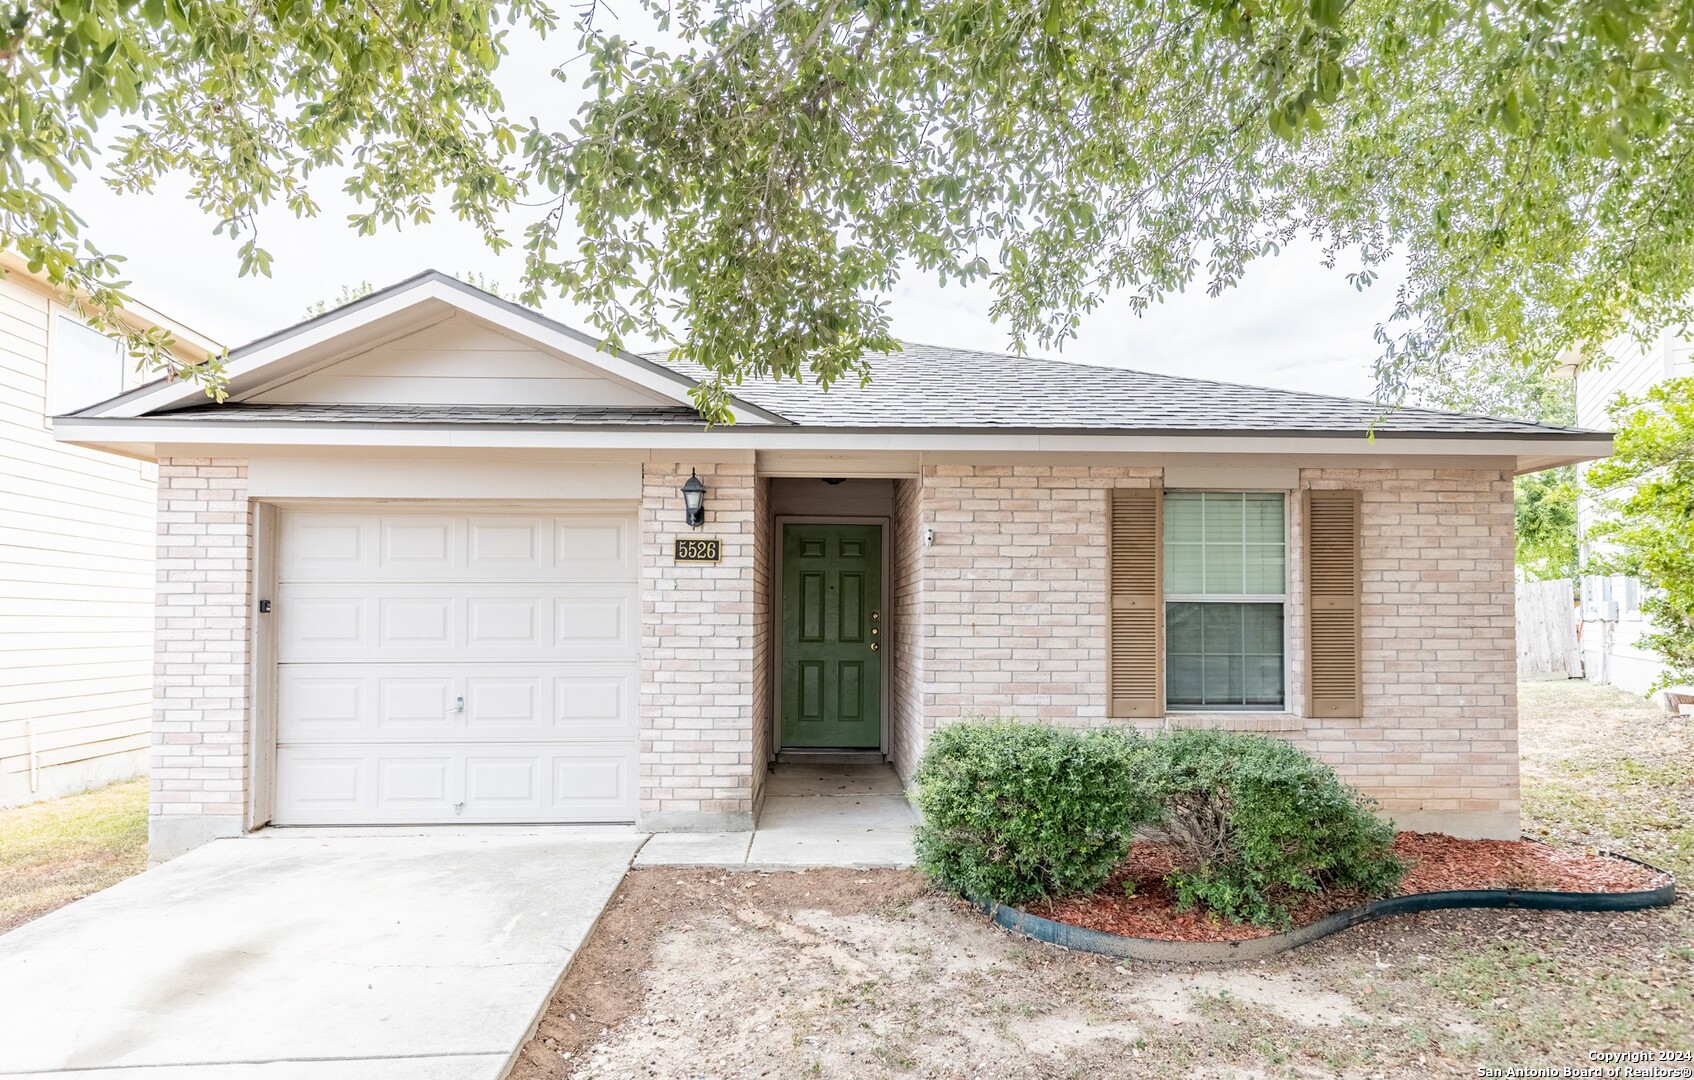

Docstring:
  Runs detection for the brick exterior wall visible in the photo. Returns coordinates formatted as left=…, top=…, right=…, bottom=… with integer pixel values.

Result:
left=1291, top=467, right=1519, bottom=836
left=750, top=475, right=772, bottom=811
left=910, top=463, right=1163, bottom=727
left=890, top=478, right=925, bottom=780
left=638, top=459, right=760, bottom=830
left=151, top=458, right=252, bottom=861
left=891, top=462, right=1519, bottom=839
left=143, top=453, right=1516, bottom=853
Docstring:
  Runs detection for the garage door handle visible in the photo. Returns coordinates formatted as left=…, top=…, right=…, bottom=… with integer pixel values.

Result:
left=452, top=696, right=465, bottom=713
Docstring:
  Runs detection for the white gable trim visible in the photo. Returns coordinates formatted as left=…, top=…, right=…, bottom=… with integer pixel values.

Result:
left=85, top=274, right=785, bottom=426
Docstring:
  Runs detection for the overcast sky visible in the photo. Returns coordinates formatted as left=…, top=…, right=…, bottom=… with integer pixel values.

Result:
left=65, top=16, right=1398, bottom=400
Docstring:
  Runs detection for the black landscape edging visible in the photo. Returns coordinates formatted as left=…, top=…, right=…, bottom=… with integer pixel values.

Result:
left=974, top=854, right=1677, bottom=964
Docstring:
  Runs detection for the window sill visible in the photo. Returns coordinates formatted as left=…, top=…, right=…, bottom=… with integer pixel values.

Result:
left=1130, top=712, right=1302, bottom=733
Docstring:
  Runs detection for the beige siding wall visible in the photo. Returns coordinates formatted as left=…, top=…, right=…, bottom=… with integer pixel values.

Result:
left=638, top=459, right=761, bottom=829
left=893, top=462, right=1519, bottom=839
left=151, top=458, right=253, bottom=860
left=248, top=312, right=672, bottom=408
left=0, top=274, right=154, bottom=807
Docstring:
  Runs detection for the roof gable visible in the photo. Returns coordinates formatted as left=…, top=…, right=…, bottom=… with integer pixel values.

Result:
left=83, top=271, right=788, bottom=425
left=246, top=312, right=674, bottom=408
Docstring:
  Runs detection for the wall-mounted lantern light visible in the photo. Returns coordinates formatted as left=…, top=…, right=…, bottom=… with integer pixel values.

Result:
left=681, top=469, right=707, bottom=528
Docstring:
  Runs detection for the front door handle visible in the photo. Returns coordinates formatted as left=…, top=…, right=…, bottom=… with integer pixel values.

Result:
left=870, top=642, right=879, bottom=652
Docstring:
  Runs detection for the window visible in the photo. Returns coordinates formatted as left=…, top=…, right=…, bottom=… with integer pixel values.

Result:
left=1163, top=491, right=1287, bottom=710
left=48, top=314, right=125, bottom=417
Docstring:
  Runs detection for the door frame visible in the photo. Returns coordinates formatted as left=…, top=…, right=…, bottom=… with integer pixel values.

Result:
left=771, top=515, right=893, bottom=756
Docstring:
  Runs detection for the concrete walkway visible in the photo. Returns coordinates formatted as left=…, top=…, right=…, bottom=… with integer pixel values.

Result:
left=0, top=829, right=642, bottom=1079
left=637, top=764, right=917, bottom=869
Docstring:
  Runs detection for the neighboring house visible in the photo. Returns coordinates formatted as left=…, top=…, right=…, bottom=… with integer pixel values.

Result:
left=55, top=271, right=1610, bottom=861
left=0, top=254, right=219, bottom=808
left=1572, top=326, right=1693, bottom=695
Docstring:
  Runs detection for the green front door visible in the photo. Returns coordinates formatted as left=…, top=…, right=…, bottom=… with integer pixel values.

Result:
left=781, top=523, right=883, bottom=749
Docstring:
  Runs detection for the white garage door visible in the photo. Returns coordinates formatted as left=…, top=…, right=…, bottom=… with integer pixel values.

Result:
left=272, top=507, right=639, bottom=825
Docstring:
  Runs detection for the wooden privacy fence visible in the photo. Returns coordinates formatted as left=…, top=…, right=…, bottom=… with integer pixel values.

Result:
left=1517, top=578, right=1582, bottom=678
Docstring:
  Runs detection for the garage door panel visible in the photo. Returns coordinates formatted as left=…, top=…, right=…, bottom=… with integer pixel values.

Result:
left=379, top=756, right=454, bottom=807
left=464, top=676, right=540, bottom=729
left=555, top=517, right=636, bottom=577
left=466, top=517, right=547, bottom=574
left=464, top=755, right=542, bottom=813
left=280, top=512, right=636, bottom=583
left=274, top=742, right=637, bottom=824
left=553, top=594, right=632, bottom=651
left=552, top=754, right=632, bottom=816
left=376, top=676, right=458, bottom=732
left=281, top=514, right=371, bottom=578
left=380, top=596, right=456, bottom=650
left=279, top=663, right=636, bottom=742
left=274, top=506, right=639, bottom=826
left=278, top=584, right=637, bottom=661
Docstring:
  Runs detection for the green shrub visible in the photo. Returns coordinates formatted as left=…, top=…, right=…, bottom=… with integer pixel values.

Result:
left=913, top=720, right=1159, bottom=905
left=1142, top=728, right=1404, bottom=927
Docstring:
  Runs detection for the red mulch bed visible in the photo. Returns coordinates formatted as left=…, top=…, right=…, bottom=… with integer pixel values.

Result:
left=1032, top=833, right=1671, bottom=943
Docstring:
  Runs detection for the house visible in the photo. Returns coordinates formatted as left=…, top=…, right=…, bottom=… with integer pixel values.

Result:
left=1, top=254, right=220, bottom=807
left=54, top=271, right=1611, bottom=861
left=1572, top=327, right=1693, bottom=695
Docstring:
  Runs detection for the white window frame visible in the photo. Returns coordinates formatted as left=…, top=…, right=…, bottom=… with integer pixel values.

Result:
left=1162, top=489, right=1292, bottom=713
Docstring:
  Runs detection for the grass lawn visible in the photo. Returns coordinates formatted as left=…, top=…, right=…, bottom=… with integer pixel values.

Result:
left=516, top=679, right=1694, bottom=1079
left=0, top=778, right=148, bottom=935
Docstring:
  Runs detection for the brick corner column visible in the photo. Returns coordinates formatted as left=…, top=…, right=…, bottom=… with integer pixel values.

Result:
left=638, top=459, right=760, bottom=831
left=151, top=458, right=253, bottom=862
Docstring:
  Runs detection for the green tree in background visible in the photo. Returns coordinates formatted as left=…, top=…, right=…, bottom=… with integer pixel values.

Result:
left=1407, top=357, right=1579, bottom=582
left=531, top=0, right=1694, bottom=420
left=0, top=0, right=552, bottom=393
left=1585, top=377, right=1694, bottom=690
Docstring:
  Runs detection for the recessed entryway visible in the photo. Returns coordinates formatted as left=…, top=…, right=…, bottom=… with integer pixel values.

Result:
left=634, top=764, right=916, bottom=869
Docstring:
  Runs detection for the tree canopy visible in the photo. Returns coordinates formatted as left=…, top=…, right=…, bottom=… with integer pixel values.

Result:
left=1585, top=376, right=1694, bottom=690
left=8, top=1, right=1694, bottom=420
left=528, top=0, right=1694, bottom=419
left=1, top=0, right=551, bottom=394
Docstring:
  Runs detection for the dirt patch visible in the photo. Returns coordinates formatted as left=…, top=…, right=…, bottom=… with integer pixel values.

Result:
left=509, top=868, right=927, bottom=1078
left=513, top=865, right=1692, bottom=1080
left=1035, top=833, right=1668, bottom=942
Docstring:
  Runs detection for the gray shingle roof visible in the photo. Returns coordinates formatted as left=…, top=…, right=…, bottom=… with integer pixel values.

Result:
left=154, top=403, right=705, bottom=426
left=658, top=343, right=1592, bottom=437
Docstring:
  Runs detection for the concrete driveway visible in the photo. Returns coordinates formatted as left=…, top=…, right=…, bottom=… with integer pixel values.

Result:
left=0, top=829, right=642, bottom=1078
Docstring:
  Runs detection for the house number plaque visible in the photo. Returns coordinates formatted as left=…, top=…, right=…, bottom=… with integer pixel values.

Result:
left=673, top=537, right=722, bottom=563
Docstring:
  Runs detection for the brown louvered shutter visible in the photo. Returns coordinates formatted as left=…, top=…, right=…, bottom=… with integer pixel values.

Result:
left=1108, top=489, right=1162, bottom=718
left=1304, top=489, right=1363, bottom=718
